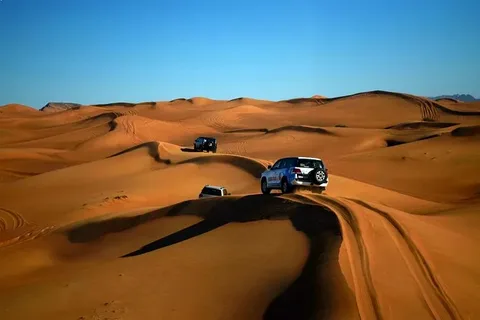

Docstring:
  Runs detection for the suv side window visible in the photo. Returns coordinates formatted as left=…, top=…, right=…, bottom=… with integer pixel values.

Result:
left=284, top=158, right=296, bottom=168
left=272, top=159, right=282, bottom=169
left=277, top=159, right=287, bottom=169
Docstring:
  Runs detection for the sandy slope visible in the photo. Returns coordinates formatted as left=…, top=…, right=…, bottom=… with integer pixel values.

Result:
left=0, top=90, right=479, bottom=320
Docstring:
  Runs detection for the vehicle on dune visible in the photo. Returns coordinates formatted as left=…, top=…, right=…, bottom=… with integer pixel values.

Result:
left=198, top=185, right=231, bottom=198
left=193, top=136, right=217, bottom=153
left=260, top=156, right=329, bottom=194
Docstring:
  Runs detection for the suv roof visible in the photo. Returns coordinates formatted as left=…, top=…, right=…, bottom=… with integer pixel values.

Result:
left=197, top=136, right=216, bottom=140
left=202, top=185, right=226, bottom=190
left=279, top=156, right=323, bottom=161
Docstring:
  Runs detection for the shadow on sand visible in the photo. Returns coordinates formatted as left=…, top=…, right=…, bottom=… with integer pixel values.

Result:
left=66, top=194, right=351, bottom=320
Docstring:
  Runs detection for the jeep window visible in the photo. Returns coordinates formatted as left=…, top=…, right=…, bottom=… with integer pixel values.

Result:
left=201, top=187, right=222, bottom=196
left=296, top=159, right=324, bottom=169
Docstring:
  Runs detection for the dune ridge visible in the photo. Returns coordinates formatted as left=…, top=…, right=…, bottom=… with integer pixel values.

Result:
left=283, top=90, right=480, bottom=120
left=0, top=90, right=479, bottom=319
left=224, top=125, right=335, bottom=136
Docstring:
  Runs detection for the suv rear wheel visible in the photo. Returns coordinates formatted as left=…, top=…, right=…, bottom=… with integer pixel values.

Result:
left=281, top=179, right=293, bottom=194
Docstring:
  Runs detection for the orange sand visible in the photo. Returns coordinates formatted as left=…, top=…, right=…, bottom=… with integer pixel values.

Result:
left=0, top=91, right=479, bottom=319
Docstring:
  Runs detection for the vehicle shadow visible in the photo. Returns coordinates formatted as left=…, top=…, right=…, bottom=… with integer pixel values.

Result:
left=180, top=147, right=198, bottom=152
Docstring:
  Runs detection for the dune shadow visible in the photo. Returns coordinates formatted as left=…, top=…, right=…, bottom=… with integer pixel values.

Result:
left=176, top=155, right=266, bottom=178
left=67, top=199, right=195, bottom=244
left=170, top=98, right=188, bottom=103
left=224, top=128, right=269, bottom=134
left=282, top=97, right=324, bottom=105
left=385, top=121, right=458, bottom=130
left=223, top=126, right=335, bottom=136
left=121, top=219, right=229, bottom=257
left=451, top=125, right=480, bottom=137
left=385, top=134, right=440, bottom=147
left=266, top=125, right=335, bottom=136
left=264, top=205, right=344, bottom=320
left=66, top=195, right=349, bottom=319
left=106, top=141, right=171, bottom=164
left=91, top=101, right=156, bottom=107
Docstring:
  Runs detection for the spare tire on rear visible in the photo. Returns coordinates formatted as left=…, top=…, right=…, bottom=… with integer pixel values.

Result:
left=309, top=168, right=327, bottom=185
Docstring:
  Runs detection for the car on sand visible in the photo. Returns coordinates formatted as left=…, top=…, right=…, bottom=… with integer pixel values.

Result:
left=260, top=156, right=329, bottom=194
left=193, top=137, right=217, bottom=153
left=198, top=185, right=231, bottom=198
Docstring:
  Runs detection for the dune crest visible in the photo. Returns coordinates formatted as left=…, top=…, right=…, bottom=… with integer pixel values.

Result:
left=0, top=90, right=479, bottom=319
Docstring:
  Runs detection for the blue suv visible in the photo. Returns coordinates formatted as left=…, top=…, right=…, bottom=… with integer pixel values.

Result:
left=260, top=156, right=329, bottom=194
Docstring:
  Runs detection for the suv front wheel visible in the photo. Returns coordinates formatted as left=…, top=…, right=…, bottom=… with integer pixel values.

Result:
left=261, top=179, right=271, bottom=195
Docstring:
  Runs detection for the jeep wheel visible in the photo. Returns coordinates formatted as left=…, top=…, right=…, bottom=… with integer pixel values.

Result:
left=261, top=179, right=271, bottom=195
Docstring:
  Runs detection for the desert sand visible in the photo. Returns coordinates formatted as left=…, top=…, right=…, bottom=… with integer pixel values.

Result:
left=0, top=90, right=479, bottom=319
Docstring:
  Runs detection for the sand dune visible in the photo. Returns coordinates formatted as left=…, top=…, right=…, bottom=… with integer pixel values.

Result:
left=0, top=104, right=40, bottom=115
left=0, top=89, right=479, bottom=319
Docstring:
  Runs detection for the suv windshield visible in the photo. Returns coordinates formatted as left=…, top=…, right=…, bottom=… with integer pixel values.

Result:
left=201, top=187, right=222, bottom=196
left=296, top=159, right=324, bottom=169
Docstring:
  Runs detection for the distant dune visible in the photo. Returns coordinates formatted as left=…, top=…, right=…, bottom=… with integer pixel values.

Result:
left=40, top=102, right=82, bottom=112
left=431, top=94, right=478, bottom=102
left=0, top=89, right=479, bottom=320
left=0, top=104, right=40, bottom=115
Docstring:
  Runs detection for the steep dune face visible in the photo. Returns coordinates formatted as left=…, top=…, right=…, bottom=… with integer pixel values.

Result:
left=0, top=90, right=479, bottom=319
left=40, top=102, right=82, bottom=113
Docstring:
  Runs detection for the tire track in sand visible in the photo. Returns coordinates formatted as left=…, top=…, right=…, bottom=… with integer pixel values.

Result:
left=348, top=199, right=462, bottom=320
left=0, top=207, right=27, bottom=230
left=283, top=193, right=382, bottom=320
left=0, top=226, right=55, bottom=249
left=0, top=207, right=55, bottom=249
left=416, top=97, right=440, bottom=121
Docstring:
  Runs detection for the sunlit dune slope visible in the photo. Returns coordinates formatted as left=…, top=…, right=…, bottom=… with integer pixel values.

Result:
left=330, top=129, right=480, bottom=202
left=0, top=141, right=265, bottom=229
left=0, top=195, right=336, bottom=319
left=0, top=89, right=479, bottom=320
left=1, top=192, right=479, bottom=319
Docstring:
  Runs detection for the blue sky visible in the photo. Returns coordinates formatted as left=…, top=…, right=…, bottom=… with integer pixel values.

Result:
left=0, top=0, right=479, bottom=108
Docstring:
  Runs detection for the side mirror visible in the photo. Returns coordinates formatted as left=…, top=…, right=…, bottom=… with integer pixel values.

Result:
left=267, top=165, right=272, bottom=169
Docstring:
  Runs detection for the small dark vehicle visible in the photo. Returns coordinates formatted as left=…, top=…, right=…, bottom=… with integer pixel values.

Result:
left=193, top=137, right=217, bottom=153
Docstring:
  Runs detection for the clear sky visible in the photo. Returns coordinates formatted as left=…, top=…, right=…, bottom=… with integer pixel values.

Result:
left=0, top=0, right=479, bottom=108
